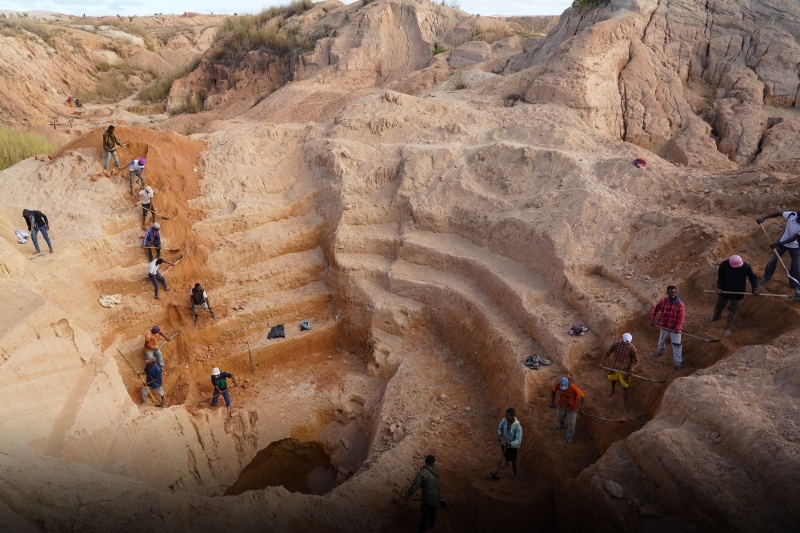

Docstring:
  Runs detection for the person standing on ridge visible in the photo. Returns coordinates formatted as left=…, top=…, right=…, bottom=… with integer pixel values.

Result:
left=140, top=357, right=165, bottom=407
left=599, top=333, right=639, bottom=413
left=650, top=285, right=686, bottom=370
left=138, top=186, right=155, bottom=228
left=102, top=125, right=125, bottom=170
left=147, top=257, right=174, bottom=300
left=406, top=454, right=441, bottom=532
left=757, top=210, right=800, bottom=290
left=142, top=222, right=162, bottom=261
left=210, top=367, right=236, bottom=410
left=22, top=208, right=53, bottom=255
left=491, top=407, right=522, bottom=480
left=550, top=376, right=585, bottom=444
left=191, top=283, right=217, bottom=325
left=710, top=255, right=759, bottom=337
left=143, top=324, right=173, bottom=368
left=129, top=157, right=146, bottom=195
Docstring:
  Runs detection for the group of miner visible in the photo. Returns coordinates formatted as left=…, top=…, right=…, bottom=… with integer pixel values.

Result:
left=100, top=126, right=231, bottom=411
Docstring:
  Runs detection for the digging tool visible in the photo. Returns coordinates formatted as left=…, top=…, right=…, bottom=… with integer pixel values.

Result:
left=163, top=256, right=183, bottom=274
left=559, top=409, right=623, bottom=423
left=143, top=246, right=181, bottom=252
left=135, top=205, right=170, bottom=221
left=116, top=347, right=161, bottom=406
left=196, top=383, right=238, bottom=405
left=759, top=223, right=800, bottom=287
left=703, top=289, right=796, bottom=299
left=247, top=341, right=255, bottom=374
left=601, top=366, right=666, bottom=383
left=654, top=325, right=721, bottom=343
left=157, top=331, right=180, bottom=349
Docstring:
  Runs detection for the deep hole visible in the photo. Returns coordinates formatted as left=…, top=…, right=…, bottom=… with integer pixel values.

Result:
left=225, top=438, right=337, bottom=496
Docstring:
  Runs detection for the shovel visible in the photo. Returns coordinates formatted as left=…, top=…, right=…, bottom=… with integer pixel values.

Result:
left=559, top=409, right=626, bottom=423
left=144, top=246, right=181, bottom=252
left=115, top=347, right=162, bottom=406
left=703, top=289, right=796, bottom=299
left=157, top=331, right=180, bottom=349
left=655, top=325, right=721, bottom=343
left=163, top=256, right=183, bottom=274
left=601, top=366, right=666, bottom=383
left=759, top=223, right=800, bottom=287
left=135, top=205, right=170, bottom=221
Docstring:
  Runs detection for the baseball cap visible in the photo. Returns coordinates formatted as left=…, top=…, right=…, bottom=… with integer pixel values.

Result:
left=151, top=325, right=160, bottom=334
left=622, top=333, right=632, bottom=343
left=153, top=222, right=160, bottom=229
left=559, top=376, right=569, bottom=390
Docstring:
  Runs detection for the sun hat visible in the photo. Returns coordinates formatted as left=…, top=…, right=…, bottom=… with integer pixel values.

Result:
left=622, top=333, right=632, bottom=343
left=559, top=376, right=569, bottom=390
left=211, top=368, right=220, bottom=376
left=729, top=255, right=743, bottom=268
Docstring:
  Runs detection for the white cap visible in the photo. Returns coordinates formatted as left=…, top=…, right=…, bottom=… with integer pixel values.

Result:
left=153, top=222, right=160, bottom=229
left=622, top=333, right=632, bottom=344
left=211, top=367, right=220, bottom=376
left=145, top=186, right=153, bottom=194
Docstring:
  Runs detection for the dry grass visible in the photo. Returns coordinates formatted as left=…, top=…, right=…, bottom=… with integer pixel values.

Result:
left=0, top=127, right=59, bottom=171
left=138, top=58, right=201, bottom=103
left=452, top=71, right=469, bottom=90
left=78, top=74, right=131, bottom=103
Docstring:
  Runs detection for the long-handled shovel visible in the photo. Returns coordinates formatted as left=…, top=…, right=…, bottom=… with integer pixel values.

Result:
left=157, top=331, right=180, bottom=349
left=601, top=366, right=666, bottom=383
left=143, top=246, right=181, bottom=252
left=135, top=205, right=170, bottom=221
left=116, top=347, right=161, bottom=406
left=163, top=256, right=183, bottom=274
left=656, top=325, right=721, bottom=343
left=759, top=223, right=800, bottom=287
left=558, top=409, right=625, bottom=423
left=703, top=289, right=796, bottom=299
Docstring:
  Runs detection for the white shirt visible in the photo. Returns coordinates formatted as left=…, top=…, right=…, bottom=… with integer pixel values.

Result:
left=139, top=189, right=154, bottom=205
left=130, top=160, right=144, bottom=172
left=147, top=259, right=160, bottom=276
left=780, top=211, right=800, bottom=249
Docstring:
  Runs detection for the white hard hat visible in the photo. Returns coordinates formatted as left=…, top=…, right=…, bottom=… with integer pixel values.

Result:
left=622, top=333, right=632, bottom=343
left=153, top=222, right=160, bottom=229
left=211, top=367, right=220, bottom=376
left=145, top=186, right=153, bottom=194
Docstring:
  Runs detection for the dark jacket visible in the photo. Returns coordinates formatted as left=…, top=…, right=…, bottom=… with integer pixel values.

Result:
left=407, top=465, right=440, bottom=507
left=103, top=129, right=120, bottom=152
left=717, top=260, right=758, bottom=300
left=22, top=209, right=48, bottom=230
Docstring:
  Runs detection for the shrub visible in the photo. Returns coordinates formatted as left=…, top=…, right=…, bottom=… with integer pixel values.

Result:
left=0, top=127, right=59, bottom=171
left=433, top=43, right=446, bottom=55
left=452, top=71, right=468, bottom=90
left=572, top=0, right=606, bottom=10
left=138, top=58, right=200, bottom=103
left=78, top=74, right=131, bottom=102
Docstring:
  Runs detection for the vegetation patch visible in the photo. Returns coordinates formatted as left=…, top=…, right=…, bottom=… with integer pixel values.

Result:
left=0, top=127, right=59, bottom=171
left=138, top=58, right=201, bottom=103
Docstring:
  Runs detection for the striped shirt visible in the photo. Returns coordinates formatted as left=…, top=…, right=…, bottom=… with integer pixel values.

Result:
left=603, top=340, right=639, bottom=371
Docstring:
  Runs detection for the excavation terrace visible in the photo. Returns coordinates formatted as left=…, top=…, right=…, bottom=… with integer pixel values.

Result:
left=1, top=0, right=799, bottom=532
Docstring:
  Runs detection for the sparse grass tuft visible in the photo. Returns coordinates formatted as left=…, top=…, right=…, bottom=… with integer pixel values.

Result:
left=138, top=58, right=200, bottom=103
left=572, top=0, right=606, bottom=10
left=78, top=74, right=131, bottom=103
left=0, top=127, right=59, bottom=171
left=452, top=71, right=469, bottom=90
left=174, top=96, right=205, bottom=115
left=433, top=43, right=446, bottom=55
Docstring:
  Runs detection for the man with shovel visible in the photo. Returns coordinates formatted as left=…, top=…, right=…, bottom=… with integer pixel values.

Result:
left=599, top=333, right=639, bottom=413
left=143, top=222, right=162, bottom=261
left=650, top=285, right=686, bottom=370
left=140, top=356, right=165, bottom=407
left=143, top=324, right=173, bottom=368
left=191, top=283, right=217, bottom=325
left=102, top=125, right=125, bottom=170
left=550, top=376, right=585, bottom=444
left=710, top=255, right=759, bottom=337
left=138, top=186, right=155, bottom=228
left=210, top=367, right=236, bottom=410
left=491, top=407, right=522, bottom=480
left=757, top=211, right=800, bottom=290
left=406, top=454, right=441, bottom=532
left=147, top=257, right=174, bottom=300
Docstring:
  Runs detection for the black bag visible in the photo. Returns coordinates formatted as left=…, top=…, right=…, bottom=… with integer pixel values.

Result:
left=267, top=324, right=285, bottom=339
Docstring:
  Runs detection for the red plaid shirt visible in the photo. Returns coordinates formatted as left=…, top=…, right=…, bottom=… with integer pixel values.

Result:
left=602, top=341, right=639, bottom=371
left=649, top=297, right=685, bottom=332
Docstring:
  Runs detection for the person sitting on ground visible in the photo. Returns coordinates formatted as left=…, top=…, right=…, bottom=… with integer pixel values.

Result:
left=649, top=285, right=686, bottom=370
left=549, top=376, right=585, bottom=444
left=406, top=454, right=441, bottom=533
left=140, top=357, right=165, bottom=407
left=191, top=283, right=217, bottom=325
left=138, top=186, right=155, bottom=228
left=147, top=257, right=173, bottom=300
left=66, top=96, right=73, bottom=107
left=599, top=333, right=639, bottom=413
left=710, top=255, right=759, bottom=337
left=142, top=222, right=162, bottom=261
left=210, top=367, right=236, bottom=410
left=74, top=98, right=83, bottom=108
left=129, top=157, right=146, bottom=195
left=102, top=125, right=124, bottom=170
left=757, top=210, right=800, bottom=290
left=22, top=208, right=53, bottom=255
left=143, top=324, right=172, bottom=368
left=491, top=407, right=522, bottom=480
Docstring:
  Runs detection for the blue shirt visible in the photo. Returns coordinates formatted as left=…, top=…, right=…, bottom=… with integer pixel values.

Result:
left=145, top=364, right=162, bottom=388
left=143, top=227, right=161, bottom=247
left=211, top=372, right=233, bottom=391
left=497, top=418, right=523, bottom=448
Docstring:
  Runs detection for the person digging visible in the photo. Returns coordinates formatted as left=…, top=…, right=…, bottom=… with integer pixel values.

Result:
left=147, top=257, right=173, bottom=300
left=142, top=222, right=162, bottom=261
left=550, top=376, right=585, bottom=444
left=102, top=125, right=126, bottom=170
left=129, top=157, right=146, bottom=196
left=143, top=324, right=172, bottom=368
left=757, top=211, right=800, bottom=291
left=22, top=208, right=53, bottom=255
left=650, top=285, right=686, bottom=370
left=491, top=407, right=522, bottom=480
left=140, top=357, right=165, bottom=407
left=138, top=186, right=156, bottom=228
left=210, top=367, right=236, bottom=411
left=599, top=333, right=639, bottom=413
left=406, top=454, right=441, bottom=533
left=710, top=254, right=759, bottom=337
left=191, top=283, right=217, bottom=325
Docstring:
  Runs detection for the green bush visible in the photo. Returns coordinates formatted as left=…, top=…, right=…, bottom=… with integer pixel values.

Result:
left=433, top=43, right=446, bottom=55
left=138, top=58, right=200, bottom=103
left=571, top=0, right=605, bottom=10
left=0, top=127, right=58, bottom=171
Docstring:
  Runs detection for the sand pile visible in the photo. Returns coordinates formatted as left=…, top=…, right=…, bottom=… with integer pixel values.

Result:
left=0, top=0, right=799, bottom=531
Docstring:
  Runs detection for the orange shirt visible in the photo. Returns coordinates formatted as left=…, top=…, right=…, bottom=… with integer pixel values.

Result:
left=144, top=331, right=158, bottom=350
left=552, top=382, right=585, bottom=412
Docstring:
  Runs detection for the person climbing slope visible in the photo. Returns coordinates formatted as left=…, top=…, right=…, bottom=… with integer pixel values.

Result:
left=210, top=367, right=236, bottom=410
left=599, top=333, right=639, bottom=413
left=406, top=454, right=441, bottom=532
left=22, top=208, right=53, bottom=255
left=757, top=210, right=800, bottom=290
left=143, top=324, right=174, bottom=368
left=142, top=222, right=162, bottom=261
left=550, top=376, right=585, bottom=444
left=140, top=357, right=165, bottom=407
left=147, top=257, right=174, bottom=300
left=191, top=283, right=217, bottom=325
left=491, top=407, right=522, bottom=480
left=138, top=186, right=155, bottom=228
left=649, top=285, right=686, bottom=370
left=129, top=157, right=146, bottom=196
left=102, top=125, right=125, bottom=170
left=710, top=255, right=759, bottom=337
